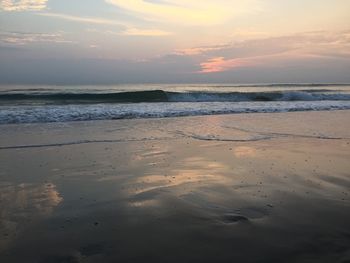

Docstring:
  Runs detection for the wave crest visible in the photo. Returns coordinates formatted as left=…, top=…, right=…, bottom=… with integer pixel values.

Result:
left=1, top=89, right=350, bottom=105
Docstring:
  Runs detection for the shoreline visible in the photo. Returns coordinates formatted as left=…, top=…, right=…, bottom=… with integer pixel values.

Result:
left=1, top=110, right=350, bottom=148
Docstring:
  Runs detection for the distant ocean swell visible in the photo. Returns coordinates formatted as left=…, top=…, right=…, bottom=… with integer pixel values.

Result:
left=1, top=89, right=350, bottom=105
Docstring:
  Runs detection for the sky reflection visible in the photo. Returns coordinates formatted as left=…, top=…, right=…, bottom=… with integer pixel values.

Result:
left=0, top=182, right=62, bottom=250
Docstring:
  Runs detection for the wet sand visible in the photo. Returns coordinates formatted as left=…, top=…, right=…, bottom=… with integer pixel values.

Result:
left=0, top=110, right=350, bottom=263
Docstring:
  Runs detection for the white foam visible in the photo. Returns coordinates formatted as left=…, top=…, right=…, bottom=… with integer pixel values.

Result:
left=1, top=101, right=350, bottom=124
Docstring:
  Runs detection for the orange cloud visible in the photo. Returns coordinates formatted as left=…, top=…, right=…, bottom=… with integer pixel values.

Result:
left=174, top=45, right=230, bottom=56
left=198, top=52, right=320, bottom=73
left=199, top=57, right=257, bottom=73
left=194, top=30, right=350, bottom=73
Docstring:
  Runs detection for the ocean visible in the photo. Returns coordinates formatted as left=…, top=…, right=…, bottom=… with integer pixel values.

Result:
left=1, top=83, right=350, bottom=124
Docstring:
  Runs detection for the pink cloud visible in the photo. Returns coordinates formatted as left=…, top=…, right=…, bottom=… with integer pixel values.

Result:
left=198, top=52, right=318, bottom=73
left=174, top=45, right=230, bottom=56
left=199, top=56, right=258, bottom=73
left=185, top=30, right=350, bottom=73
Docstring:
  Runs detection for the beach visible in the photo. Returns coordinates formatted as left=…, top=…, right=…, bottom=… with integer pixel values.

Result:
left=2, top=0, right=350, bottom=261
left=0, top=110, right=350, bottom=262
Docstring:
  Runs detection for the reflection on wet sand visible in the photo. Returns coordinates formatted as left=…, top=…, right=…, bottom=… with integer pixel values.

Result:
left=0, top=112, right=350, bottom=262
left=0, top=183, right=62, bottom=251
left=233, top=146, right=257, bottom=158
left=130, top=157, right=230, bottom=198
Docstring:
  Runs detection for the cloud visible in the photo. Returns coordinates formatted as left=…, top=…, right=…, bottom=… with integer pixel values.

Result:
left=2, top=53, right=349, bottom=84
left=198, top=51, right=317, bottom=73
left=0, top=31, right=73, bottom=45
left=199, top=56, right=256, bottom=73
left=174, top=45, right=231, bottom=56
left=190, top=30, right=350, bottom=73
left=38, top=13, right=170, bottom=37
left=1, top=29, right=349, bottom=84
left=0, top=0, right=47, bottom=11
left=106, top=0, right=261, bottom=26
left=38, top=12, right=125, bottom=26
left=120, top=28, right=172, bottom=36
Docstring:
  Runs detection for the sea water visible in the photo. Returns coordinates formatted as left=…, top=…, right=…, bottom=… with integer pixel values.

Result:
left=1, top=83, right=350, bottom=124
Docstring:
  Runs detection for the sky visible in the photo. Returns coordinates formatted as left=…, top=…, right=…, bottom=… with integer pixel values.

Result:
left=0, top=0, right=349, bottom=84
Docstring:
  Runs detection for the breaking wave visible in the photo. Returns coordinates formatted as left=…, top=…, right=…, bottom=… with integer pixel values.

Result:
left=1, top=101, right=350, bottom=124
left=1, top=89, right=350, bottom=105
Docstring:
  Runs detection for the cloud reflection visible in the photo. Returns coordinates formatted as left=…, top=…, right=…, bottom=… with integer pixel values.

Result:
left=0, top=182, right=62, bottom=250
left=127, top=157, right=232, bottom=207
left=234, top=146, right=257, bottom=158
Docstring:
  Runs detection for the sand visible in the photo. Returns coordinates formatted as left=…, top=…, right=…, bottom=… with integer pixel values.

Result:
left=0, top=110, right=350, bottom=262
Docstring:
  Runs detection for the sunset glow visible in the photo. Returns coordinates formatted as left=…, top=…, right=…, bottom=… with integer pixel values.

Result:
left=0, top=0, right=349, bottom=83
